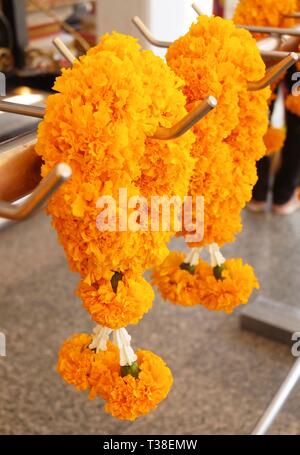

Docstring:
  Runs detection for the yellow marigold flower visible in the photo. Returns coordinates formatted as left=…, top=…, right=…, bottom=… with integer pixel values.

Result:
left=58, top=333, right=172, bottom=421
left=88, top=342, right=120, bottom=401
left=286, top=94, right=300, bottom=117
left=166, top=16, right=269, bottom=246
left=152, top=251, right=200, bottom=307
left=233, top=0, right=297, bottom=40
left=264, top=126, right=286, bottom=155
left=197, top=258, right=259, bottom=314
left=153, top=252, right=259, bottom=312
left=105, top=350, right=173, bottom=421
left=36, top=31, right=195, bottom=281
left=57, top=333, right=94, bottom=391
left=77, top=273, right=154, bottom=329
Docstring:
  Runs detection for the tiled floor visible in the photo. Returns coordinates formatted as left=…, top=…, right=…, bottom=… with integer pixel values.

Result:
left=0, top=207, right=300, bottom=435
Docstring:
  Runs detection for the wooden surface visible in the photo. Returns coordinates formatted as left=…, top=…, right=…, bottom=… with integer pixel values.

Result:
left=0, top=132, right=42, bottom=202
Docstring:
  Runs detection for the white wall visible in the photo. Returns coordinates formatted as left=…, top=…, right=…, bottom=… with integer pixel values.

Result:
left=95, top=0, right=213, bottom=57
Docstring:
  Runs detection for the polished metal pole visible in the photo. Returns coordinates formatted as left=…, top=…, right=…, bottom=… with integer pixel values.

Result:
left=0, top=100, right=45, bottom=118
left=252, top=357, right=300, bottom=435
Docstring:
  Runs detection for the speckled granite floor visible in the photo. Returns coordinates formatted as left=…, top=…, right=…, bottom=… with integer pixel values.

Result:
left=0, top=208, right=300, bottom=435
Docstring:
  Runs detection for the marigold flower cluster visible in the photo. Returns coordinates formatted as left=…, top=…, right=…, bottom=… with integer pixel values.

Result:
left=37, top=18, right=271, bottom=421
left=57, top=334, right=173, bottom=421
left=152, top=251, right=259, bottom=313
left=36, top=32, right=195, bottom=329
left=263, top=127, right=286, bottom=155
left=166, top=16, right=270, bottom=247
left=233, top=0, right=298, bottom=147
left=233, top=0, right=297, bottom=40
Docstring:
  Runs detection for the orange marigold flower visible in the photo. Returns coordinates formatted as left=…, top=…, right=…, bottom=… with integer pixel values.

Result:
left=152, top=251, right=200, bottom=307
left=286, top=94, right=300, bottom=117
left=105, top=350, right=173, bottom=421
left=88, top=342, right=120, bottom=401
left=264, top=127, right=286, bottom=155
left=77, top=273, right=154, bottom=329
left=153, top=252, right=259, bottom=312
left=57, top=333, right=94, bottom=391
left=197, top=258, right=259, bottom=314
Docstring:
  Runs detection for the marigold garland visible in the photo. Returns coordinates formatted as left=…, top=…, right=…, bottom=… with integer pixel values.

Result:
left=77, top=273, right=154, bottom=329
left=36, top=32, right=195, bottom=330
left=38, top=19, right=270, bottom=421
left=152, top=251, right=259, bottom=313
left=166, top=16, right=269, bottom=246
left=57, top=334, right=173, bottom=421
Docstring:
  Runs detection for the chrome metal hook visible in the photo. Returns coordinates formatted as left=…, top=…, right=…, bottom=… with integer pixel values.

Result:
left=191, top=2, right=204, bottom=16
left=260, top=50, right=300, bottom=60
left=152, top=96, right=217, bottom=140
left=248, top=52, right=298, bottom=91
left=237, top=24, right=300, bottom=37
left=132, top=16, right=171, bottom=48
left=0, top=100, right=45, bottom=118
left=284, top=12, right=300, bottom=19
left=0, top=163, right=71, bottom=220
left=53, top=37, right=76, bottom=65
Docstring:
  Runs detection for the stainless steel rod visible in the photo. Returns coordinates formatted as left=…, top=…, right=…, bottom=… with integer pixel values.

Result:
left=248, top=52, right=298, bottom=91
left=252, top=357, right=300, bottom=435
left=0, top=163, right=71, bottom=220
left=237, top=24, right=300, bottom=37
left=284, top=12, right=300, bottom=19
left=53, top=37, right=76, bottom=64
left=152, top=96, right=217, bottom=140
left=260, top=50, right=300, bottom=60
left=0, top=100, right=45, bottom=118
left=191, top=2, right=203, bottom=16
left=132, top=16, right=171, bottom=48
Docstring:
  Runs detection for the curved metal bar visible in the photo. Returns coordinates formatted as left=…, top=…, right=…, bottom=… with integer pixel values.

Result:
left=252, top=357, right=300, bottom=435
left=53, top=37, right=76, bottom=64
left=257, top=36, right=282, bottom=52
left=0, top=100, right=45, bottom=118
left=248, top=52, right=298, bottom=91
left=260, top=50, right=300, bottom=60
left=237, top=24, right=300, bottom=37
left=152, top=96, right=217, bottom=140
left=191, top=2, right=204, bottom=16
left=0, top=163, right=72, bottom=220
left=284, top=12, right=300, bottom=19
left=132, top=16, right=171, bottom=48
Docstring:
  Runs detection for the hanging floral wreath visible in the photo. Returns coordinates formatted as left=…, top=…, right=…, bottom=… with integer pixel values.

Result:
left=36, top=32, right=196, bottom=419
left=166, top=15, right=270, bottom=247
left=152, top=247, right=259, bottom=313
